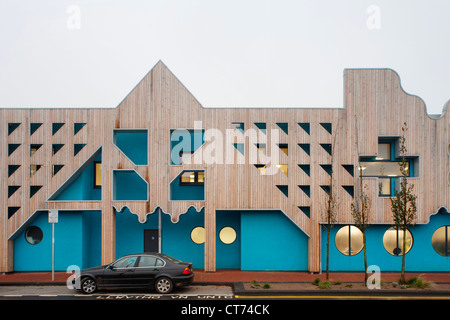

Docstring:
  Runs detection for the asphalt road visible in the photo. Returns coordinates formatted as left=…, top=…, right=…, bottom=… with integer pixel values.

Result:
left=0, top=284, right=234, bottom=300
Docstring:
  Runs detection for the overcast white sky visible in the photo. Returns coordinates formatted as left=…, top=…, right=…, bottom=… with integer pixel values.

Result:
left=0, top=0, right=448, bottom=115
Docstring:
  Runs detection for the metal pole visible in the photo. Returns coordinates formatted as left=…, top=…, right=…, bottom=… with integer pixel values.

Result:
left=158, top=208, right=162, bottom=253
left=52, top=222, right=55, bottom=281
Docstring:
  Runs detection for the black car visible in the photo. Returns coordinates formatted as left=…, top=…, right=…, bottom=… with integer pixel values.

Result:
left=71, top=253, right=194, bottom=294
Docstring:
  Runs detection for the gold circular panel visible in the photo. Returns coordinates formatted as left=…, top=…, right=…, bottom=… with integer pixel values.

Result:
left=190, top=227, right=205, bottom=244
left=219, top=227, right=237, bottom=244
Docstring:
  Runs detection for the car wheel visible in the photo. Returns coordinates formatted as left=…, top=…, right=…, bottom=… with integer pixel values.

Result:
left=81, top=277, right=97, bottom=294
left=155, top=277, right=173, bottom=294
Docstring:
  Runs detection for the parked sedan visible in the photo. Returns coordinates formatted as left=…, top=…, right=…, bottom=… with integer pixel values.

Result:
left=71, top=253, right=194, bottom=294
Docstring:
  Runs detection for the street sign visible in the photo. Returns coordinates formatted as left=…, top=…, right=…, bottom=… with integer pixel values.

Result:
left=48, top=209, right=58, bottom=281
left=49, top=209, right=58, bottom=223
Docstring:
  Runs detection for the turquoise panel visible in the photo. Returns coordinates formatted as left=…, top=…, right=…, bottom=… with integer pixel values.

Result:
left=113, top=171, right=147, bottom=200
left=115, top=207, right=158, bottom=258
left=82, top=211, right=102, bottom=268
left=114, top=130, right=148, bottom=165
left=161, top=208, right=205, bottom=269
left=170, top=173, right=205, bottom=201
left=323, top=208, right=450, bottom=272
left=240, top=210, right=309, bottom=271
left=14, top=211, right=101, bottom=271
left=115, top=207, right=205, bottom=269
left=53, top=153, right=101, bottom=200
left=216, top=211, right=241, bottom=269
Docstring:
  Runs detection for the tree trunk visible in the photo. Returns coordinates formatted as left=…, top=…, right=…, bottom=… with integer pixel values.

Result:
left=401, top=227, right=406, bottom=283
left=326, top=228, right=330, bottom=280
left=363, top=231, right=368, bottom=286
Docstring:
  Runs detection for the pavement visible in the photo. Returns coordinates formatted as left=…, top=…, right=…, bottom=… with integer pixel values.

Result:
left=1, top=269, right=449, bottom=288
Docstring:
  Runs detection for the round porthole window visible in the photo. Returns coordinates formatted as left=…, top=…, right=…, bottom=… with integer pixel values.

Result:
left=431, top=226, right=450, bottom=257
left=190, top=227, right=205, bottom=244
left=25, top=226, right=43, bottom=245
left=335, top=225, right=364, bottom=256
left=383, top=227, right=413, bottom=256
left=219, top=227, right=237, bottom=244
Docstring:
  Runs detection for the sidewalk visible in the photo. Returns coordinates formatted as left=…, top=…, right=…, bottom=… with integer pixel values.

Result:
left=1, top=269, right=449, bottom=285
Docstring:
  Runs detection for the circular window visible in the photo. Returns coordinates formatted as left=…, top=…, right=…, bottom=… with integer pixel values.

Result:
left=190, top=227, right=205, bottom=244
left=335, top=225, right=363, bottom=256
left=431, top=226, right=450, bottom=257
left=25, top=226, right=43, bottom=245
left=219, top=227, right=237, bottom=244
left=383, top=227, right=413, bottom=256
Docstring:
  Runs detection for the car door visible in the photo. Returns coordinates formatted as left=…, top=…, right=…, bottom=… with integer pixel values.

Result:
left=101, top=255, right=139, bottom=288
left=133, top=255, right=165, bottom=287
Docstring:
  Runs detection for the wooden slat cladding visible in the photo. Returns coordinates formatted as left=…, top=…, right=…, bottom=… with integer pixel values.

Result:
left=0, top=62, right=448, bottom=273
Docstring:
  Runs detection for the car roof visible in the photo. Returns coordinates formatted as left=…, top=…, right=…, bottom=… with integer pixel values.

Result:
left=122, top=252, right=162, bottom=257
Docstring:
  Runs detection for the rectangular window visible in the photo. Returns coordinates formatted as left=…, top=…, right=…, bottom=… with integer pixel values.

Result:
left=180, top=171, right=204, bottom=185
left=378, top=178, right=391, bottom=196
left=377, top=143, right=391, bottom=160
left=94, top=161, right=102, bottom=188
left=359, top=161, right=409, bottom=177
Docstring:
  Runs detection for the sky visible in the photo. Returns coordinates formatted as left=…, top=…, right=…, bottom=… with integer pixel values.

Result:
left=0, top=0, right=449, bottom=115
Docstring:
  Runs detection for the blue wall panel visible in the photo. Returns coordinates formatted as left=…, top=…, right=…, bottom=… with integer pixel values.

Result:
left=115, top=207, right=205, bottom=269
left=161, top=208, right=205, bottom=269
left=240, top=210, right=309, bottom=271
left=115, top=207, right=158, bottom=258
left=323, top=209, right=450, bottom=272
left=114, top=130, right=148, bottom=165
left=113, top=171, right=148, bottom=200
left=14, top=211, right=101, bottom=271
left=170, top=175, right=205, bottom=201
left=54, top=154, right=101, bottom=201
left=216, top=211, right=241, bottom=269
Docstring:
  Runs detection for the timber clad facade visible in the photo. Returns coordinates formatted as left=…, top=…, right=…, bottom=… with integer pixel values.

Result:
left=1, top=61, right=449, bottom=273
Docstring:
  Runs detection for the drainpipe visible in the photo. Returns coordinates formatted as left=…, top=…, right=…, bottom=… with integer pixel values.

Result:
left=158, top=208, right=161, bottom=253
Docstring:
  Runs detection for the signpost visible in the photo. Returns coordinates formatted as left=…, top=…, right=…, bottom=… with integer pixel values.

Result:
left=48, top=210, right=58, bottom=281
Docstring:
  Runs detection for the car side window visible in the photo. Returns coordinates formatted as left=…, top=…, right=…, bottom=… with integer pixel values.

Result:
left=138, top=256, right=164, bottom=267
left=113, top=256, right=138, bottom=269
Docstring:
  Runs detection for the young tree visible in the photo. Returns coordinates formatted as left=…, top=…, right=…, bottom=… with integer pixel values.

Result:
left=351, top=170, right=371, bottom=285
left=390, top=122, right=417, bottom=284
left=323, top=169, right=337, bottom=281
left=351, top=118, right=371, bottom=285
left=322, top=122, right=339, bottom=280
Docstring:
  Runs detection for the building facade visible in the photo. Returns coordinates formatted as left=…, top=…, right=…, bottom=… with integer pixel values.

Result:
left=1, top=61, right=449, bottom=273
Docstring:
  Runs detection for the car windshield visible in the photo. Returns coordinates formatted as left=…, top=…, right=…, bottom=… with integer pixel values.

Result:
left=160, top=254, right=183, bottom=264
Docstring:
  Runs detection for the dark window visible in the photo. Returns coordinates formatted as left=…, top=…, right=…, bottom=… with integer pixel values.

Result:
left=138, top=256, right=164, bottom=267
left=25, top=226, right=43, bottom=245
